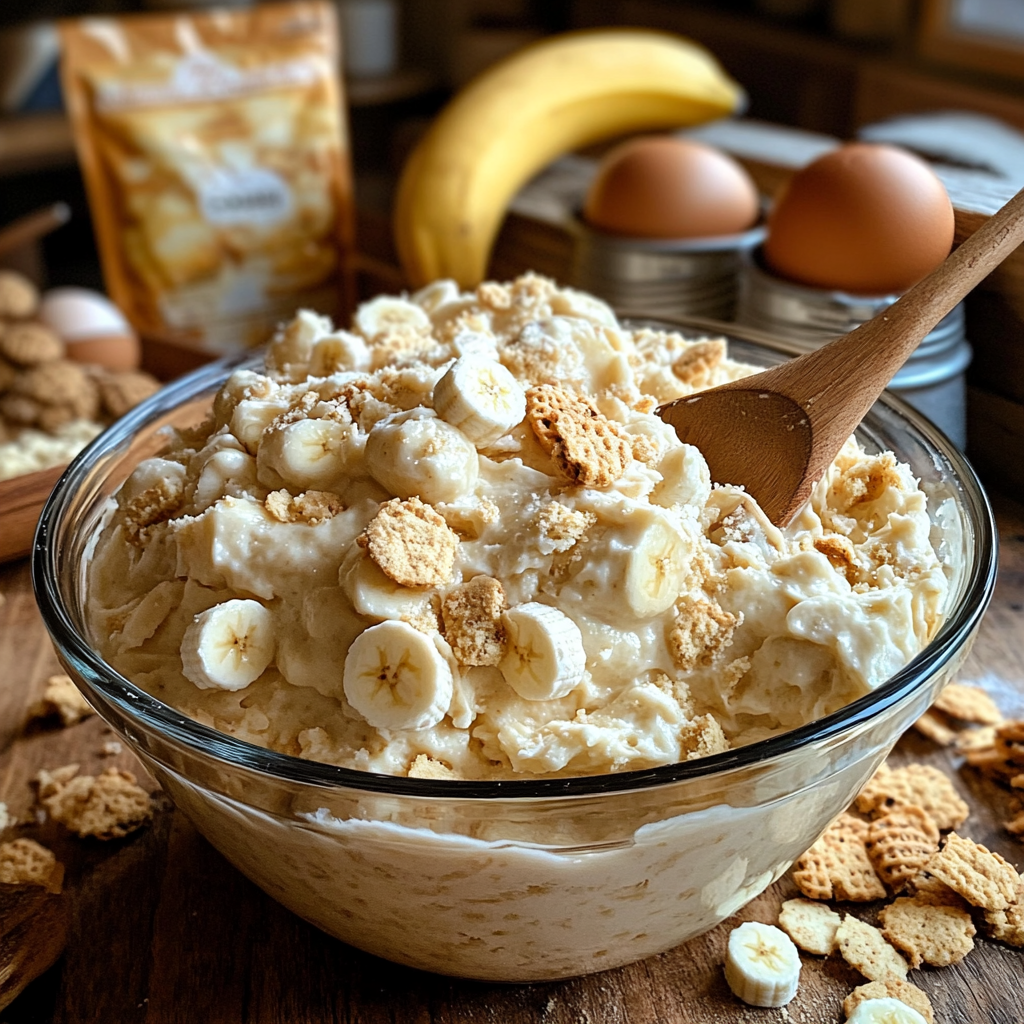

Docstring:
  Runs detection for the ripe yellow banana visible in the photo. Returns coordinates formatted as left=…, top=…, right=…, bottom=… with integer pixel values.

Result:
left=393, top=28, right=745, bottom=288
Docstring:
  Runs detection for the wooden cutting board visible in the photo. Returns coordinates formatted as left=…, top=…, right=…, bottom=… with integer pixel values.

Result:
left=1, top=495, right=1022, bottom=1024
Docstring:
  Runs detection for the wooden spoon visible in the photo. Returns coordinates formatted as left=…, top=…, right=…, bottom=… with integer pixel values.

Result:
left=658, top=185, right=1024, bottom=527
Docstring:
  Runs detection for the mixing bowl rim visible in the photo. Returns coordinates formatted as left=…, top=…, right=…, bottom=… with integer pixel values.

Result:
left=32, top=321, right=998, bottom=801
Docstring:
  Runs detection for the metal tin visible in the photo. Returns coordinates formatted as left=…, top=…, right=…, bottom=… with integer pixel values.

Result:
left=735, top=248, right=972, bottom=448
left=570, top=216, right=766, bottom=322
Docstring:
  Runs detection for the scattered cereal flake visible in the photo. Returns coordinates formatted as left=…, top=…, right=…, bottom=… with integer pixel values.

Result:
left=408, top=754, right=458, bottom=780
left=27, top=674, right=94, bottom=727
left=264, top=489, right=343, bottom=525
left=835, top=914, right=909, bottom=982
left=911, top=710, right=958, bottom=747
left=778, top=898, right=842, bottom=955
left=865, top=805, right=940, bottom=893
left=932, top=683, right=1003, bottom=726
left=0, top=839, right=63, bottom=892
left=843, top=980, right=934, bottom=1024
left=36, top=765, right=153, bottom=840
left=981, top=875, right=1024, bottom=947
left=667, top=598, right=739, bottom=672
left=792, top=814, right=886, bottom=902
left=925, top=832, right=1019, bottom=911
left=671, top=339, right=725, bottom=388
left=878, top=895, right=976, bottom=968
left=360, top=496, right=458, bottom=589
left=854, top=762, right=969, bottom=831
left=441, top=575, right=506, bottom=667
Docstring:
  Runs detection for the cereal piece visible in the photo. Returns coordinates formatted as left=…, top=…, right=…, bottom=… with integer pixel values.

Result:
left=792, top=813, right=887, bottom=902
left=525, top=383, right=631, bottom=488
left=667, top=598, right=739, bottom=672
left=27, top=673, right=95, bottom=727
left=264, top=489, right=343, bottom=525
left=835, top=915, right=909, bottom=982
left=407, top=754, right=457, bottom=780
left=981, top=875, right=1024, bottom=946
left=441, top=575, right=506, bottom=667
left=0, top=323, right=61, bottom=367
left=0, top=839, right=63, bottom=892
left=925, top=832, right=1019, bottom=910
left=865, top=805, right=940, bottom=892
left=854, top=762, right=969, bottom=831
left=36, top=764, right=153, bottom=840
left=932, top=683, right=1003, bottom=725
left=843, top=980, right=934, bottom=1024
left=361, top=497, right=458, bottom=589
left=100, top=370, right=160, bottom=418
left=679, top=713, right=729, bottom=760
left=777, top=897, right=842, bottom=955
left=671, top=338, right=725, bottom=387
left=0, top=270, right=39, bottom=319
left=879, top=896, right=976, bottom=967
left=911, top=710, right=958, bottom=746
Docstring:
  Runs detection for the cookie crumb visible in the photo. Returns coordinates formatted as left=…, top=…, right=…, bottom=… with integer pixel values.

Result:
left=407, top=754, right=458, bottom=780
left=265, top=489, right=343, bottom=525
left=36, top=764, right=153, bottom=840
left=0, top=839, right=63, bottom=892
left=361, top=496, right=458, bottom=589
left=668, top=598, right=739, bottom=672
left=28, top=674, right=94, bottom=727
left=441, top=576, right=506, bottom=667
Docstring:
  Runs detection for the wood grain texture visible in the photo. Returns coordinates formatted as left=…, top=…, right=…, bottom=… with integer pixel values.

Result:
left=1, top=496, right=1022, bottom=1024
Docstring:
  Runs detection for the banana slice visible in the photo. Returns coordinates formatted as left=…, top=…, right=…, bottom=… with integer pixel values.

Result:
left=266, top=309, right=334, bottom=376
left=411, top=279, right=461, bottom=313
left=499, top=602, right=586, bottom=701
left=623, top=508, right=695, bottom=618
left=257, top=417, right=359, bottom=491
left=341, top=549, right=437, bottom=625
left=724, top=921, right=801, bottom=1008
left=364, top=408, right=478, bottom=504
left=354, top=295, right=431, bottom=340
left=343, top=620, right=453, bottom=730
left=308, top=331, right=371, bottom=376
left=650, top=443, right=712, bottom=510
left=230, top=394, right=294, bottom=454
left=433, top=354, right=526, bottom=446
left=846, top=999, right=928, bottom=1024
left=180, top=599, right=275, bottom=691
left=191, top=448, right=259, bottom=509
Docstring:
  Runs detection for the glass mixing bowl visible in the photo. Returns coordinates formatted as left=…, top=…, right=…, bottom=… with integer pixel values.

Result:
left=33, top=323, right=997, bottom=982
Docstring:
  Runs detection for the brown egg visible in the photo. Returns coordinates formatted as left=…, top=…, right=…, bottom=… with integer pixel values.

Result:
left=582, top=136, right=760, bottom=239
left=38, top=288, right=140, bottom=372
left=763, top=143, right=954, bottom=294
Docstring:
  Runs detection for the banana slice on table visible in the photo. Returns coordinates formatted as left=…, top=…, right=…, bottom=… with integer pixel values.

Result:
left=846, top=999, right=928, bottom=1024
left=354, top=295, right=432, bottom=340
left=724, top=921, right=801, bottom=1008
left=180, top=599, right=275, bottom=691
left=343, top=620, right=454, bottom=730
left=433, top=354, right=526, bottom=446
left=499, top=602, right=586, bottom=701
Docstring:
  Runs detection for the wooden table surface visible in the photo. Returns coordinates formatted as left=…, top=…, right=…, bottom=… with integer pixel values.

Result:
left=1, top=494, right=1023, bottom=1024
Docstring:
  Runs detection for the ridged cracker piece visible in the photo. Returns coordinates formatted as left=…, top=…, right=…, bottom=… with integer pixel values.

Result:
left=995, top=719, right=1024, bottom=766
left=912, top=710, right=958, bottom=747
left=925, top=832, right=1019, bottom=911
left=932, top=683, right=1003, bottom=725
left=792, top=813, right=887, bottom=902
left=441, top=575, right=506, bottom=667
left=905, top=870, right=970, bottom=909
left=0, top=839, right=63, bottom=892
left=866, top=805, right=940, bottom=893
left=981, top=875, right=1024, bottom=947
left=360, top=497, right=458, bottom=589
left=524, top=383, right=630, bottom=488
left=36, top=765, right=153, bottom=840
left=879, top=895, right=976, bottom=967
left=778, top=897, right=842, bottom=955
left=843, top=980, right=934, bottom=1024
left=835, top=915, right=909, bottom=982
left=854, top=762, right=969, bottom=831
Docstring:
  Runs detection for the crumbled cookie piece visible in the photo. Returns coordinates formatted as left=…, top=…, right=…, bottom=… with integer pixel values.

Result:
left=834, top=452, right=905, bottom=511
left=360, top=497, right=458, bottom=589
left=668, top=598, right=739, bottom=672
left=854, top=762, right=969, bottom=831
left=956, top=724, right=999, bottom=753
left=866, top=805, right=940, bottom=892
left=14, top=360, right=97, bottom=415
left=118, top=479, right=183, bottom=545
left=778, top=897, right=842, bottom=955
left=814, top=534, right=860, bottom=584
left=99, top=370, right=161, bottom=418
left=36, top=764, right=153, bottom=840
left=879, top=895, right=976, bottom=967
left=264, top=489, right=343, bottom=525
left=835, top=914, right=909, bottom=982
left=0, top=322, right=62, bottom=367
left=0, top=270, right=39, bottom=319
left=0, top=391, right=42, bottom=425
left=679, top=713, right=729, bottom=760
left=905, top=869, right=970, bottom=909
left=525, top=383, right=631, bottom=488
left=1006, top=809, right=1024, bottom=835
left=981, top=874, right=1024, bottom=946
left=912, top=710, right=959, bottom=746
left=407, top=754, right=458, bottom=780
left=932, top=683, right=1003, bottom=725
left=628, top=433, right=660, bottom=466
left=0, top=839, right=63, bottom=892
left=671, top=338, right=725, bottom=388
left=792, top=813, right=887, bottom=902
left=101, top=740, right=123, bottom=756
left=925, top=832, right=1019, bottom=911
left=28, top=673, right=95, bottom=727
left=535, top=502, right=595, bottom=554
left=843, top=980, right=934, bottom=1024
left=441, top=575, right=506, bottom=667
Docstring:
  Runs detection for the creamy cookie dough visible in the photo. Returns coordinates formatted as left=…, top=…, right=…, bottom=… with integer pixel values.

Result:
left=85, top=273, right=950, bottom=780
